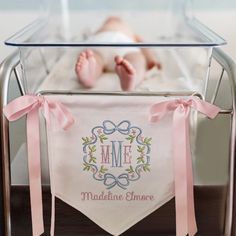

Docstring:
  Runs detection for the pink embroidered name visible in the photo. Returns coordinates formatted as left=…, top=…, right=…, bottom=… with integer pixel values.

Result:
left=81, top=191, right=155, bottom=201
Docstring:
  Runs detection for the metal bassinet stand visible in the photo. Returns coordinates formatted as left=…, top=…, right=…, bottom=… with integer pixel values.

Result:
left=0, top=48, right=236, bottom=236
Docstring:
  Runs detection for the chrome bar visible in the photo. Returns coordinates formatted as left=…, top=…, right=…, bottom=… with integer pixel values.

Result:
left=211, top=68, right=225, bottom=104
left=0, top=51, right=20, bottom=236
left=219, top=109, right=233, bottom=115
left=13, top=67, right=25, bottom=96
left=203, top=50, right=213, bottom=98
left=38, top=90, right=203, bottom=98
left=39, top=48, right=50, bottom=75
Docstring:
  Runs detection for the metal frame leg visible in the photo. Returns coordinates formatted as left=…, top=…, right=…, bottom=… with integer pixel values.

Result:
left=212, top=48, right=236, bottom=236
left=0, top=51, right=20, bottom=236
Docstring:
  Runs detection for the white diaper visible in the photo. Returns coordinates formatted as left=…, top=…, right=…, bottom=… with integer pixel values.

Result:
left=86, top=31, right=140, bottom=71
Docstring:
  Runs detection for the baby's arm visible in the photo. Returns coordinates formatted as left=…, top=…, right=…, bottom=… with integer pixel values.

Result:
left=135, top=35, right=162, bottom=70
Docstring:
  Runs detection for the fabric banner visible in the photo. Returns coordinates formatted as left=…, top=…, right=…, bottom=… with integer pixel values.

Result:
left=47, top=95, right=176, bottom=235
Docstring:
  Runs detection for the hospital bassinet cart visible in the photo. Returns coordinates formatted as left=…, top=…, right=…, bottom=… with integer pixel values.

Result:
left=1, top=0, right=236, bottom=235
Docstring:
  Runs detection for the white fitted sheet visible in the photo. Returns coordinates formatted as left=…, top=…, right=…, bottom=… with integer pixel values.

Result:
left=37, top=50, right=203, bottom=93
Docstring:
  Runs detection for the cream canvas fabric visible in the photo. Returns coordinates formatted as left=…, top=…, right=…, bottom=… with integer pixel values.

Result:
left=46, top=94, right=176, bottom=235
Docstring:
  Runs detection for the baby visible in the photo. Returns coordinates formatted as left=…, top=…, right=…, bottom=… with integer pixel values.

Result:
left=75, top=16, right=161, bottom=91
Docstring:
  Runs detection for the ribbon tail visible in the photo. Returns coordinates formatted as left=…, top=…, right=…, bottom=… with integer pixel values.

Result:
left=186, top=111, right=198, bottom=236
left=27, top=109, right=44, bottom=236
left=173, top=107, right=197, bottom=236
left=173, top=108, right=188, bottom=236
left=191, top=98, right=221, bottom=119
left=117, top=182, right=127, bottom=190
left=50, top=194, right=56, bottom=236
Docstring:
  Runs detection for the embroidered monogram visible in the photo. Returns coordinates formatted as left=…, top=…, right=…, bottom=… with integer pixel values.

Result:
left=82, top=120, right=152, bottom=189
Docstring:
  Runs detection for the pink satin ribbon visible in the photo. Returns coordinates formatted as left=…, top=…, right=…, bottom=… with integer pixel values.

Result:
left=150, top=97, right=220, bottom=236
left=3, top=95, right=74, bottom=236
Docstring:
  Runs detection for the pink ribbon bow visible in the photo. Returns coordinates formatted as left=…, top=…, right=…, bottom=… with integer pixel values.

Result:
left=150, top=97, right=220, bottom=236
left=3, top=95, right=74, bottom=236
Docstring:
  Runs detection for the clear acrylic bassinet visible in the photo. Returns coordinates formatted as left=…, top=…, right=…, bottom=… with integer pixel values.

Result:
left=5, top=0, right=225, bottom=96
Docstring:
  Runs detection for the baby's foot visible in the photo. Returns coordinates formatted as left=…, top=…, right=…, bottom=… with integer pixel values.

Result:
left=75, top=49, right=98, bottom=88
left=115, top=56, right=136, bottom=91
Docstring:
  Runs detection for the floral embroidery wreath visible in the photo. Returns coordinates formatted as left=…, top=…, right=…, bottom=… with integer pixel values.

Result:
left=82, top=120, right=152, bottom=189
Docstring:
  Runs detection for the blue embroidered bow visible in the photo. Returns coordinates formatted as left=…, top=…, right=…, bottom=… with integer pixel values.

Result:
left=103, top=173, right=130, bottom=190
left=102, top=120, right=131, bottom=135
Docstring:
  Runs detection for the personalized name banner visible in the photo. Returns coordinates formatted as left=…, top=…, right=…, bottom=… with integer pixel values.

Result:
left=46, top=95, right=177, bottom=235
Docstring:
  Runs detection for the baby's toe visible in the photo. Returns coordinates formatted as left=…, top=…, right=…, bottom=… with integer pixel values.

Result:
left=86, top=49, right=94, bottom=58
left=122, top=60, right=135, bottom=75
left=114, top=55, right=123, bottom=65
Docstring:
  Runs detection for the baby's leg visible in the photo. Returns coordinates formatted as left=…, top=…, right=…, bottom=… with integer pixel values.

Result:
left=115, top=52, right=146, bottom=91
left=75, top=49, right=104, bottom=88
